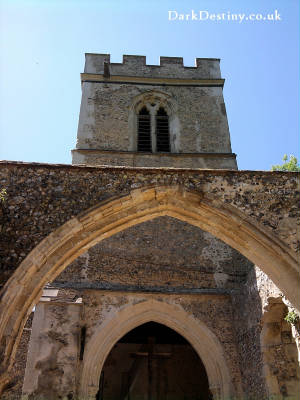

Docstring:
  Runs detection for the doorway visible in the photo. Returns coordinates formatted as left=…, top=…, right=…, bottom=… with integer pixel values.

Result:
left=97, top=322, right=212, bottom=400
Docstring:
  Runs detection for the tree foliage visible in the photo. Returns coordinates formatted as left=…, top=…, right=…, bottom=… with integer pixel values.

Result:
left=284, top=310, right=299, bottom=325
left=0, top=188, right=7, bottom=204
left=271, top=155, right=300, bottom=172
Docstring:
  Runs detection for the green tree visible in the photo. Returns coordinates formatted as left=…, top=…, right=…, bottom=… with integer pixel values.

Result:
left=271, top=154, right=300, bottom=172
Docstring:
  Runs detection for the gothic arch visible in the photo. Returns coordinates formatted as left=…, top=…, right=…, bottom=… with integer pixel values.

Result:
left=0, top=185, right=299, bottom=391
left=79, top=299, right=233, bottom=399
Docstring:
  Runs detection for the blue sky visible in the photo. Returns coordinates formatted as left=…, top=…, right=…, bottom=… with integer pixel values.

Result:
left=0, top=0, right=299, bottom=170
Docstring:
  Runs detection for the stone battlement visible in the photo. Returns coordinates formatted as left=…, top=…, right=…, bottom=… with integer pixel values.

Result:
left=83, top=53, right=222, bottom=79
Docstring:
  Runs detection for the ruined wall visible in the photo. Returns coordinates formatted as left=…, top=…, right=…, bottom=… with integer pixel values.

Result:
left=22, top=302, right=82, bottom=400
left=231, top=267, right=268, bottom=398
left=261, top=300, right=300, bottom=399
left=0, top=163, right=299, bottom=399
left=1, top=315, right=33, bottom=400
left=232, top=267, right=300, bottom=399
left=0, top=161, right=298, bottom=289
left=18, top=292, right=244, bottom=399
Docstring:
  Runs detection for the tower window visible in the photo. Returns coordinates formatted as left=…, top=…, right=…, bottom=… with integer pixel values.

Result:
left=156, top=107, right=170, bottom=152
left=137, top=107, right=151, bottom=152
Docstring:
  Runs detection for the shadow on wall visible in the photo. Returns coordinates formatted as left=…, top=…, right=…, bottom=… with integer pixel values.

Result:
left=232, top=265, right=267, bottom=399
left=232, top=266, right=300, bottom=400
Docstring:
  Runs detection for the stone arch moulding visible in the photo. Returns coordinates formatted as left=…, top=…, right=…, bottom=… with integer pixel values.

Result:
left=0, top=185, right=299, bottom=392
left=128, top=90, right=180, bottom=153
left=79, top=299, right=232, bottom=400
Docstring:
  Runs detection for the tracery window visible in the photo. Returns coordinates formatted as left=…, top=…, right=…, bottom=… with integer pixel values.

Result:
left=137, top=105, right=170, bottom=153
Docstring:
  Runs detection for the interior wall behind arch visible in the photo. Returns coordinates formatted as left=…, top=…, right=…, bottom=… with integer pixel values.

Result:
left=53, top=216, right=254, bottom=292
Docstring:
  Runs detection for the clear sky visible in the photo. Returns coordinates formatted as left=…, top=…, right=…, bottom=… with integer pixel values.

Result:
left=0, top=0, right=299, bottom=170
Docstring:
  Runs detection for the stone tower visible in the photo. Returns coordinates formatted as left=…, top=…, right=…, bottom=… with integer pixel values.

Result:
left=72, top=54, right=237, bottom=169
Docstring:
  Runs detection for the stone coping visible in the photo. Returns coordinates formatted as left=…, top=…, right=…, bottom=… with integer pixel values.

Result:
left=80, top=73, right=225, bottom=87
left=0, top=160, right=299, bottom=175
left=72, top=149, right=237, bottom=158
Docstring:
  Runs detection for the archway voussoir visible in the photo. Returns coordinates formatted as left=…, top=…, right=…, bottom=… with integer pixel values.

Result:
left=131, top=186, right=156, bottom=201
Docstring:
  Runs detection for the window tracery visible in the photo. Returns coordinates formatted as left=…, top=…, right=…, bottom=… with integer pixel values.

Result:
left=137, top=103, right=170, bottom=153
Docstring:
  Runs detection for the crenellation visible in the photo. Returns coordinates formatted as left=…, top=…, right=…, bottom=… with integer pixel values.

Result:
left=196, top=57, right=221, bottom=79
left=123, top=54, right=146, bottom=65
left=160, top=56, right=184, bottom=66
left=83, top=53, right=222, bottom=79
left=84, top=53, right=110, bottom=74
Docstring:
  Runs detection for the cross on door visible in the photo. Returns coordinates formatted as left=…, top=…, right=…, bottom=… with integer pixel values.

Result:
left=130, top=336, right=171, bottom=400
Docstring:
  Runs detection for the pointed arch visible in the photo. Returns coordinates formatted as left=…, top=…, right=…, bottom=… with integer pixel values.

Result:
left=0, top=185, right=299, bottom=391
left=79, top=299, right=233, bottom=399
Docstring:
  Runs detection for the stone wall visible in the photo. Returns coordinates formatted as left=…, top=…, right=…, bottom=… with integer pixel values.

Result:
left=75, top=83, right=232, bottom=154
left=0, top=161, right=299, bottom=399
left=232, top=267, right=300, bottom=399
left=54, top=216, right=253, bottom=292
left=1, top=315, right=33, bottom=400
left=72, top=150, right=237, bottom=169
left=22, top=302, right=82, bottom=400
left=0, top=161, right=298, bottom=289
left=21, top=292, right=244, bottom=399
left=231, top=267, right=267, bottom=398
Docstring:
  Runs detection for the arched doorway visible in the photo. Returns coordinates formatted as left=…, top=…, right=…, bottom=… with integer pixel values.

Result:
left=97, top=322, right=212, bottom=400
left=79, top=299, right=233, bottom=399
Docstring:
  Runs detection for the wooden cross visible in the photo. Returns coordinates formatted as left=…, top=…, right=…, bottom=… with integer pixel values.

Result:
left=130, top=337, right=171, bottom=400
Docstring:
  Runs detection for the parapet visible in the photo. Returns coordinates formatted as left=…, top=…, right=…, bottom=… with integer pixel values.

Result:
left=83, top=53, right=221, bottom=79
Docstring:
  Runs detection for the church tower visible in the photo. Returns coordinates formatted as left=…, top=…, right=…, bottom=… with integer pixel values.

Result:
left=72, top=54, right=237, bottom=169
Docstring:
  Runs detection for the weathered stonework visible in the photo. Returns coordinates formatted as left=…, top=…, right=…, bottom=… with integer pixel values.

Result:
left=22, top=302, right=81, bottom=400
left=0, top=162, right=298, bottom=289
left=54, top=216, right=253, bottom=292
left=73, top=54, right=237, bottom=168
left=1, top=315, right=33, bottom=400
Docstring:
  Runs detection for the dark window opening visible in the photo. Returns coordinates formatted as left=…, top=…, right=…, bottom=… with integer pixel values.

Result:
left=156, top=107, right=170, bottom=152
left=137, top=107, right=151, bottom=152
